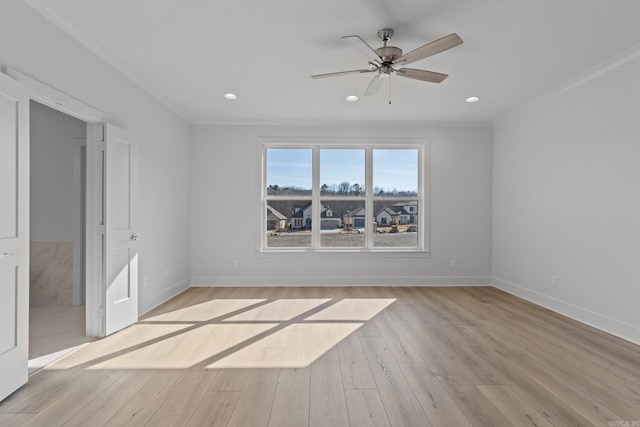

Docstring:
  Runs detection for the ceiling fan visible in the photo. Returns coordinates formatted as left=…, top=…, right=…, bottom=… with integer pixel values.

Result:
left=312, top=29, right=463, bottom=97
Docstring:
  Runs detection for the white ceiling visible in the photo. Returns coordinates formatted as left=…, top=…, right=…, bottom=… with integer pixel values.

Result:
left=25, top=0, right=640, bottom=124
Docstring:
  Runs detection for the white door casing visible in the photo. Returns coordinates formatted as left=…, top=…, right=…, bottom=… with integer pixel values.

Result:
left=0, top=73, right=29, bottom=401
left=6, top=67, right=107, bottom=338
left=104, top=124, right=139, bottom=336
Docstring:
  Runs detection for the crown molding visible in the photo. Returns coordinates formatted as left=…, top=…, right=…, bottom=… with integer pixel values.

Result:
left=191, top=118, right=493, bottom=128
left=494, top=41, right=640, bottom=127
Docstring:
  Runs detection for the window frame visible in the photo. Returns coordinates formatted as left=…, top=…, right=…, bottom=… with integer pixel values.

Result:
left=258, top=138, right=429, bottom=254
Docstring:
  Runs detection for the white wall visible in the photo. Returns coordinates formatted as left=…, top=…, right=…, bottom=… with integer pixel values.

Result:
left=492, top=50, right=640, bottom=344
left=30, top=100, right=86, bottom=305
left=30, top=101, right=85, bottom=242
left=0, top=0, right=192, bottom=313
left=191, top=123, right=493, bottom=286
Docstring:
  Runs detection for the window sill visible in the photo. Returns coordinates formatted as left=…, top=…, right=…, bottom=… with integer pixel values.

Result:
left=256, top=249, right=431, bottom=259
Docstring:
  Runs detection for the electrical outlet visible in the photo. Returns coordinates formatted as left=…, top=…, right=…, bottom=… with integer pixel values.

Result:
left=233, top=260, right=239, bottom=268
left=144, top=277, right=149, bottom=287
left=450, top=260, right=457, bottom=268
left=551, top=275, right=557, bottom=287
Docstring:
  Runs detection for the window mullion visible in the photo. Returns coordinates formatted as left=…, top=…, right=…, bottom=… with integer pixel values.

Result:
left=419, top=145, right=426, bottom=251
left=312, top=146, right=320, bottom=249
left=365, top=147, right=374, bottom=249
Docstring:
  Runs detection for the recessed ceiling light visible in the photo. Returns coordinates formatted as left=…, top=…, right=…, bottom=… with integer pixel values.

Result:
left=224, top=93, right=238, bottom=100
left=466, top=96, right=480, bottom=103
left=346, top=95, right=359, bottom=102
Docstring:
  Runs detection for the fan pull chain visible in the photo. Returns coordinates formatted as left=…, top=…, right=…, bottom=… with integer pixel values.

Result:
left=388, top=77, right=392, bottom=105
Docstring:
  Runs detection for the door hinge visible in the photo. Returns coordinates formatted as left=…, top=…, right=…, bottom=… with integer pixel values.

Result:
left=97, top=307, right=105, bottom=318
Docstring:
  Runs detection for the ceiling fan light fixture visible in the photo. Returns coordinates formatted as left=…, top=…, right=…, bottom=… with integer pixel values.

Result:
left=346, top=95, right=359, bottom=102
left=224, top=93, right=238, bottom=100
left=466, top=96, right=480, bottom=103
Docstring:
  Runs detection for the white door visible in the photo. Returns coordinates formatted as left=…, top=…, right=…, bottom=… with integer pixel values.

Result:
left=104, top=124, right=138, bottom=336
left=0, top=74, right=29, bottom=401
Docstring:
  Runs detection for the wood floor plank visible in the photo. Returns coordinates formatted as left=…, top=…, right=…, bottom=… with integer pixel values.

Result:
left=480, top=318, right=640, bottom=417
left=309, top=347, right=350, bottom=427
left=394, top=319, right=513, bottom=426
left=29, top=305, right=88, bottom=360
left=226, top=368, right=280, bottom=427
left=463, top=294, right=640, bottom=400
left=0, top=369, right=83, bottom=414
left=467, top=344, right=596, bottom=426
left=491, top=304, right=640, bottom=386
left=399, top=363, right=472, bottom=427
left=186, top=391, right=240, bottom=427
left=395, top=306, right=504, bottom=387
left=344, top=389, right=390, bottom=427
left=209, top=369, right=249, bottom=391
left=373, top=311, right=424, bottom=364
left=478, top=384, right=555, bottom=427
left=412, top=288, right=473, bottom=326
left=104, top=370, right=186, bottom=426
left=427, top=321, right=503, bottom=386
left=146, top=370, right=219, bottom=427
left=360, top=336, right=433, bottom=427
left=494, top=347, right=625, bottom=425
left=337, top=332, right=377, bottom=390
left=0, top=413, right=34, bottom=425
left=268, top=367, right=310, bottom=427
left=62, top=369, right=157, bottom=427
left=21, top=370, right=126, bottom=427
left=553, top=326, right=640, bottom=381
left=356, top=318, right=381, bottom=338
left=425, top=353, right=513, bottom=427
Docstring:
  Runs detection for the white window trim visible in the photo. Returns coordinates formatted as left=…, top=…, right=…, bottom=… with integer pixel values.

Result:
left=257, top=137, right=430, bottom=255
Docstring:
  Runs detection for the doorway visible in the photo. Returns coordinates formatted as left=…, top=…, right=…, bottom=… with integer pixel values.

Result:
left=28, top=100, right=91, bottom=372
left=4, top=67, right=140, bottom=381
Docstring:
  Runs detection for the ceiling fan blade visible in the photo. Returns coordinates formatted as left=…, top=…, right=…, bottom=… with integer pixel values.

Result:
left=311, top=69, right=377, bottom=79
left=392, top=33, right=463, bottom=67
left=364, top=75, right=384, bottom=96
left=394, top=68, right=448, bottom=83
left=342, top=35, right=382, bottom=66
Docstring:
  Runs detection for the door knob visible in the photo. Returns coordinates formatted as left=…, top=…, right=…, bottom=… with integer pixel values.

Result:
left=130, top=234, right=139, bottom=240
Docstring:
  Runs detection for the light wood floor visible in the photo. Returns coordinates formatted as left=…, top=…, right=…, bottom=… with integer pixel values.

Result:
left=29, top=305, right=88, bottom=360
left=2, top=286, right=639, bottom=426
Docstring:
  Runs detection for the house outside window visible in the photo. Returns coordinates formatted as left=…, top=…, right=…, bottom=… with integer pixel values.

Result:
left=261, top=139, right=427, bottom=252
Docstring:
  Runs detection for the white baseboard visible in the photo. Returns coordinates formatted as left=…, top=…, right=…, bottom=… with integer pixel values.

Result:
left=190, top=275, right=492, bottom=287
left=139, top=278, right=191, bottom=315
left=492, top=276, right=640, bottom=345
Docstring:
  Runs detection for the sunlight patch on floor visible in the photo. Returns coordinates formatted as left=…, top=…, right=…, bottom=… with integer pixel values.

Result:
left=144, top=298, right=267, bottom=322
left=87, top=323, right=279, bottom=369
left=47, top=323, right=194, bottom=369
left=208, top=323, right=362, bottom=369
left=44, top=297, right=396, bottom=370
left=224, top=298, right=331, bottom=321
left=305, top=298, right=396, bottom=321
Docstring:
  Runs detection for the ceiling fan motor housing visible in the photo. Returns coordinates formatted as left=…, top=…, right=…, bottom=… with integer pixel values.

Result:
left=375, top=46, right=403, bottom=63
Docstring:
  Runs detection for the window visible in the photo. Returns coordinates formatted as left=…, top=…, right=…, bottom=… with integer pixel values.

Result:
left=261, top=139, right=426, bottom=252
